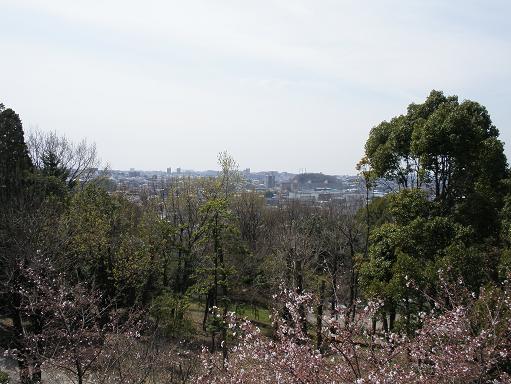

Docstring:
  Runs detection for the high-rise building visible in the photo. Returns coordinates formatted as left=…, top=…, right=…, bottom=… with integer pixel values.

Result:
left=167, top=167, right=172, bottom=174
left=265, top=174, right=276, bottom=188
left=128, top=168, right=140, bottom=177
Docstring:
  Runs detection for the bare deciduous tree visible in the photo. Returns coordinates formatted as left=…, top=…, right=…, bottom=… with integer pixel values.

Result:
left=27, top=129, right=100, bottom=187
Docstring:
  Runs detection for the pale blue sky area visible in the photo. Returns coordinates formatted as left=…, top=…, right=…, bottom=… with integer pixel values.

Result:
left=1, top=0, right=510, bottom=174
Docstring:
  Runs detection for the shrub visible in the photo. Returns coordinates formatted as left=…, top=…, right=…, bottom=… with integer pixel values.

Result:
left=150, top=292, right=193, bottom=337
left=0, top=370, right=10, bottom=384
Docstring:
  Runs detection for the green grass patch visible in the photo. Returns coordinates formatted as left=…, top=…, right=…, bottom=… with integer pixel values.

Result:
left=187, top=300, right=273, bottom=337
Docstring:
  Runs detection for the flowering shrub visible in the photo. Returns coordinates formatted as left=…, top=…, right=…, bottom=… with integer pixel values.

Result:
left=198, top=277, right=511, bottom=383
left=5, top=257, right=147, bottom=384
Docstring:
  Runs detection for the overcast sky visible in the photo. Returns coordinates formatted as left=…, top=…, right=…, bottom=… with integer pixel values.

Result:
left=1, top=0, right=510, bottom=174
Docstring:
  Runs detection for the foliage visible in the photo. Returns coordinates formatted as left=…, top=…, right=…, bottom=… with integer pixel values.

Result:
left=0, top=371, right=9, bottom=384
left=27, top=128, right=99, bottom=188
left=200, top=276, right=511, bottom=383
left=151, top=292, right=193, bottom=337
left=364, top=90, right=508, bottom=237
left=0, top=105, right=33, bottom=206
left=2, top=95, right=511, bottom=383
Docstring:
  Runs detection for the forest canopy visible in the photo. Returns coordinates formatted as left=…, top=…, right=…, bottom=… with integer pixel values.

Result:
left=1, top=92, right=510, bottom=383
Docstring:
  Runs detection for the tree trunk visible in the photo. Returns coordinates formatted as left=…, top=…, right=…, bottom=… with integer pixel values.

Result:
left=331, top=251, right=338, bottom=315
left=210, top=332, right=216, bottom=353
left=347, top=241, right=358, bottom=323
left=176, top=247, right=183, bottom=293
left=31, top=361, right=42, bottom=384
left=10, top=304, right=32, bottom=384
left=295, top=260, right=307, bottom=335
left=202, top=288, right=213, bottom=331
left=222, top=307, right=228, bottom=369
left=365, top=185, right=370, bottom=259
left=163, top=256, right=169, bottom=288
left=182, top=256, right=191, bottom=294
left=316, top=280, right=325, bottom=351
left=351, top=270, right=358, bottom=323
left=31, top=315, right=43, bottom=384
left=17, top=357, right=31, bottom=384
left=75, top=357, right=84, bottom=384
left=405, top=296, right=411, bottom=335
left=382, top=312, right=389, bottom=333
left=389, top=307, right=396, bottom=332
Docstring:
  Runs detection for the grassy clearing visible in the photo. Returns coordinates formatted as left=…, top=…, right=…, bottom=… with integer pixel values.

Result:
left=187, top=300, right=273, bottom=337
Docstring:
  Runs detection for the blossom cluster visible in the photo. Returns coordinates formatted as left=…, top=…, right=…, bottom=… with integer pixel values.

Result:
left=198, top=278, right=511, bottom=383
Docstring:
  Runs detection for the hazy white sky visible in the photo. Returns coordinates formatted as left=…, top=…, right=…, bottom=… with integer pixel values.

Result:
left=1, top=0, right=510, bottom=174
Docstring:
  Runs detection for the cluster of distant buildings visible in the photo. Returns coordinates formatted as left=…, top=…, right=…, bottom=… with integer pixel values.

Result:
left=260, top=172, right=388, bottom=206
left=101, top=166, right=391, bottom=206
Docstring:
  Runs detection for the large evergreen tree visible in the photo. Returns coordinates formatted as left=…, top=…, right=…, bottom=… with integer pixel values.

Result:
left=0, top=103, right=33, bottom=207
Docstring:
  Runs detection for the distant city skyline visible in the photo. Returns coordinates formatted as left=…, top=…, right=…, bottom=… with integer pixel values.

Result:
left=113, top=166, right=348, bottom=176
left=2, top=1, right=510, bottom=174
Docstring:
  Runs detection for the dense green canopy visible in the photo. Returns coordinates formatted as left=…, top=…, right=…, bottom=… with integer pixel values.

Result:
left=365, top=90, right=508, bottom=237
left=0, top=104, right=33, bottom=206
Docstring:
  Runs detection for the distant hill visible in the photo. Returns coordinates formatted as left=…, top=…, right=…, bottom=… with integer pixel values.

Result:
left=291, top=173, right=341, bottom=188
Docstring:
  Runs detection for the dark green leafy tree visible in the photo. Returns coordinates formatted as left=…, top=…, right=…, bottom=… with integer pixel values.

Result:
left=359, top=188, right=473, bottom=333
left=0, top=104, right=44, bottom=384
left=364, top=90, right=508, bottom=237
left=0, top=104, right=33, bottom=207
left=41, top=150, right=69, bottom=181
